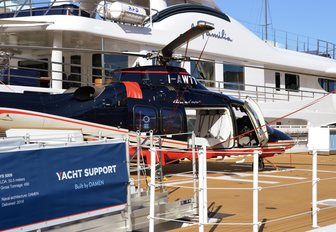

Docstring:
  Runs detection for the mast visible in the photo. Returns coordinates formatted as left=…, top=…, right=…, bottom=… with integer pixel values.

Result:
left=264, top=0, right=268, bottom=41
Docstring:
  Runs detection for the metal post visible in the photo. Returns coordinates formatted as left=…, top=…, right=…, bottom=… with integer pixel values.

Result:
left=253, top=150, right=260, bottom=232
left=125, top=137, right=133, bottom=231
left=51, top=31, right=63, bottom=89
left=149, top=0, right=152, bottom=27
left=101, top=38, right=105, bottom=85
left=159, top=136, right=163, bottom=190
left=296, top=35, right=299, bottom=51
left=312, top=149, right=319, bottom=228
left=149, top=147, right=156, bottom=232
left=202, top=145, right=208, bottom=224
left=198, top=147, right=204, bottom=232
left=137, top=131, right=141, bottom=197
left=273, top=30, right=276, bottom=47
left=192, top=132, right=197, bottom=213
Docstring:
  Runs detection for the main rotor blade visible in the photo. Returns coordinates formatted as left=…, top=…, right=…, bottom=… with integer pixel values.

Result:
left=161, top=24, right=214, bottom=58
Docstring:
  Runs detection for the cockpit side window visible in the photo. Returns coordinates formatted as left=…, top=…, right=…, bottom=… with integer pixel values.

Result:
left=161, top=107, right=184, bottom=134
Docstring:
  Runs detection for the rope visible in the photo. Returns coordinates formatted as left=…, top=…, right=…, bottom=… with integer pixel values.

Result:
left=211, top=90, right=336, bottom=148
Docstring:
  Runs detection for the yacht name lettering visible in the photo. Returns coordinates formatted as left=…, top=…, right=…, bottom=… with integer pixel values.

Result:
left=205, top=29, right=232, bottom=42
left=56, top=165, right=117, bottom=181
left=191, top=23, right=233, bottom=42
left=168, top=74, right=197, bottom=85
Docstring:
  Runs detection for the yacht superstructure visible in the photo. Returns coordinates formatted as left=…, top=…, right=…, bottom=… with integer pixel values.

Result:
left=0, top=0, right=336, bottom=145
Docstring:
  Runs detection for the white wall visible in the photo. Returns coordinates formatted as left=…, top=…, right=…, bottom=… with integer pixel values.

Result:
left=245, top=67, right=265, bottom=86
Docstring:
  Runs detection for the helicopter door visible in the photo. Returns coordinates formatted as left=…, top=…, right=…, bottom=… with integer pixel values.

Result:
left=133, top=105, right=158, bottom=133
left=192, top=108, right=234, bottom=148
left=243, top=97, right=269, bottom=146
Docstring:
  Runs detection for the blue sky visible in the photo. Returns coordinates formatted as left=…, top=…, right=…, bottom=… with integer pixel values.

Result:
left=216, top=0, right=336, bottom=44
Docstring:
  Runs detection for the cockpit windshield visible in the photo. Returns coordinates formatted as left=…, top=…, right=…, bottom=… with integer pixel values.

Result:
left=243, top=97, right=269, bottom=146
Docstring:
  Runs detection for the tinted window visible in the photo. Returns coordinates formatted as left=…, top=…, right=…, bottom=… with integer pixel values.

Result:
left=134, top=106, right=158, bottom=132
left=224, top=65, right=244, bottom=90
left=161, top=108, right=184, bottom=134
left=69, top=55, right=81, bottom=88
left=285, top=73, right=300, bottom=91
left=275, top=72, right=280, bottom=91
left=318, top=78, right=336, bottom=93
left=92, top=54, right=102, bottom=83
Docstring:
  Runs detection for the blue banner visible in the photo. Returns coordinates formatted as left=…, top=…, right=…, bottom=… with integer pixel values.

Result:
left=0, top=141, right=128, bottom=230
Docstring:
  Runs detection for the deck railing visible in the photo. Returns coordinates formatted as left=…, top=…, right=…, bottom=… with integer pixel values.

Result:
left=199, top=79, right=328, bottom=103
left=245, top=22, right=336, bottom=60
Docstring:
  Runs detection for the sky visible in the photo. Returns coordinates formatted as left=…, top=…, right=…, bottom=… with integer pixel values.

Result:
left=215, top=0, right=336, bottom=45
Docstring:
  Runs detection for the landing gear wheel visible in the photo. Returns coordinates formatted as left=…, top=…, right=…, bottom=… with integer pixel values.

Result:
left=258, top=157, right=265, bottom=171
left=252, top=157, right=265, bottom=171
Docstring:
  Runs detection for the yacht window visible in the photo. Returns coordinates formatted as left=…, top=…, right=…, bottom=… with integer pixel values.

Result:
left=191, top=60, right=215, bottom=87
left=104, top=54, right=128, bottom=83
left=285, top=73, right=300, bottom=91
left=133, top=106, right=158, bottom=132
left=318, top=78, right=336, bottom=93
left=223, top=65, right=244, bottom=90
left=92, top=54, right=102, bottom=83
left=161, top=108, right=184, bottom=134
left=68, top=55, right=81, bottom=87
left=18, top=58, right=49, bottom=87
left=18, top=59, right=48, bottom=77
left=275, top=72, right=281, bottom=91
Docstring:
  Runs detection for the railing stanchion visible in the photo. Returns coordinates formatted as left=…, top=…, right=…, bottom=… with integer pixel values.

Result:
left=253, top=150, right=260, bottom=232
left=125, top=136, right=132, bottom=231
left=312, top=149, right=319, bottom=228
left=192, top=132, right=198, bottom=213
left=149, top=146, right=156, bottom=232
left=198, top=145, right=207, bottom=232
left=137, top=131, right=141, bottom=197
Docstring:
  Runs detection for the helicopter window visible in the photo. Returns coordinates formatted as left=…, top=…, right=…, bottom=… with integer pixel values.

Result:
left=186, top=109, right=196, bottom=132
left=121, top=72, right=142, bottom=82
left=232, top=105, right=258, bottom=147
left=133, top=106, right=158, bottom=132
left=142, top=73, right=168, bottom=85
left=161, top=108, right=184, bottom=134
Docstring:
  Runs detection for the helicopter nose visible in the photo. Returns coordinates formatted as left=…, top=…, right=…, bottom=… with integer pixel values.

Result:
left=267, top=126, right=293, bottom=142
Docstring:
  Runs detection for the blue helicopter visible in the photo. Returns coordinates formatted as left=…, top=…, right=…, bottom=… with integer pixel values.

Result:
left=0, top=24, right=293, bottom=168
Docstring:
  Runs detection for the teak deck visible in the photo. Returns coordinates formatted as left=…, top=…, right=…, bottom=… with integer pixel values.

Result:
left=160, top=153, right=336, bottom=232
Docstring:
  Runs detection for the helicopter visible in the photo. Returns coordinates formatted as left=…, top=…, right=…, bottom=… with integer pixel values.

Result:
left=0, top=24, right=294, bottom=168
